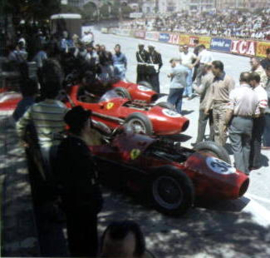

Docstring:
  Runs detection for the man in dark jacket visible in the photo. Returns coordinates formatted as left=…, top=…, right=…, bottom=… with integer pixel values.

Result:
left=136, top=42, right=149, bottom=83
left=148, top=44, right=163, bottom=93
left=54, top=106, right=103, bottom=257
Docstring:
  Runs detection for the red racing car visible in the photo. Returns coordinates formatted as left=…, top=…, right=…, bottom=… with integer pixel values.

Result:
left=65, top=85, right=189, bottom=136
left=90, top=127, right=249, bottom=216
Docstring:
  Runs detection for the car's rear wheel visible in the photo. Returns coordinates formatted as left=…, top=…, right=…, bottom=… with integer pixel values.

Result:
left=150, top=167, right=194, bottom=216
left=137, top=81, right=153, bottom=90
left=114, top=87, right=131, bottom=100
left=124, top=112, right=153, bottom=135
left=194, top=141, right=231, bottom=164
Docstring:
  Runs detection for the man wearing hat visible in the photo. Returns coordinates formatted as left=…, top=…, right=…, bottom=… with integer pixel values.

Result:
left=147, top=44, right=163, bottom=93
left=136, top=42, right=149, bottom=83
left=55, top=106, right=103, bottom=257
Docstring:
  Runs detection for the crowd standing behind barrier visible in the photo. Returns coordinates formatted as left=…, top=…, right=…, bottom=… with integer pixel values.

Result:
left=108, top=28, right=270, bottom=59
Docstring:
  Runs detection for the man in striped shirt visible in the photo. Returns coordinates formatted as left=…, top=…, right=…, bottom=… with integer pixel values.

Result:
left=16, top=80, right=68, bottom=178
left=249, top=72, right=268, bottom=170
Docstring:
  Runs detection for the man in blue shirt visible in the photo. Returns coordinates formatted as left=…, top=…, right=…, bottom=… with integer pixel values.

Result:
left=112, top=44, right=127, bottom=80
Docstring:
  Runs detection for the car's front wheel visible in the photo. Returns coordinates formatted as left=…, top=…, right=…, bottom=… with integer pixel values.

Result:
left=150, top=167, right=195, bottom=216
left=114, top=87, right=131, bottom=100
left=124, top=112, right=153, bottom=135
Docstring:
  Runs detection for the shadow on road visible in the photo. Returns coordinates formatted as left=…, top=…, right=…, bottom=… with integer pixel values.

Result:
left=99, top=187, right=270, bottom=258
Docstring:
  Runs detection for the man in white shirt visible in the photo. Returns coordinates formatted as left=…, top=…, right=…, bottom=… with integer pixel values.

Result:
left=194, top=45, right=213, bottom=85
left=179, top=45, right=197, bottom=99
left=225, top=72, right=259, bottom=175
left=81, top=30, right=94, bottom=46
left=198, top=44, right=213, bottom=65
left=249, top=72, right=268, bottom=170
left=167, top=59, right=188, bottom=114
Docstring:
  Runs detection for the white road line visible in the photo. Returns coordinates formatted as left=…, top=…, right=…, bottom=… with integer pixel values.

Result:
left=246, top=193, right=270, bottom=204
left=242, top=194, right=270, bottom=227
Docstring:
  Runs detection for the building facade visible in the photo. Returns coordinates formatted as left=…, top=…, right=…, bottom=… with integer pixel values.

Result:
left=158, top=0, right=189, bottom=13
left=216, top=0, right=270, bottom=9
left=188, top=0, right=216, bottom=12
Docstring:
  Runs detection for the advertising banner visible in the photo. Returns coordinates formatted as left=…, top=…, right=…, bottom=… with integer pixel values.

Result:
left=169, top=34, right=180, bottom=45
left=179, top=34, right=190, bottom=45
left=256, top=41, right=270, bottom=58
left=198, top=36, right=212, bottom=49
left=145, top=31, right=160, bottom=41
left=210, top=38, right=232, bottom=52
left=230, top=40, right=256, bottom=56
left=159, top=33, right=170, bottom=43
left=134, top=30, right=145, bottom=39
left=189, top=36, right=199, bottom=47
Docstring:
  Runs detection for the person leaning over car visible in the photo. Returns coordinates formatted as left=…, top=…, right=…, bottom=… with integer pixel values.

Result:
left=54, top=106, right=103, bottom=257
left=224, top=72, right=260, bottom=175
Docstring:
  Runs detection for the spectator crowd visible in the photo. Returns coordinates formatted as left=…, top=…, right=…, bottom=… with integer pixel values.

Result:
left=121, top=9, right=270, bottom=40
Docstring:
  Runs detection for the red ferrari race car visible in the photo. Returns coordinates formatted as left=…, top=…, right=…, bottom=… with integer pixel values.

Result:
left=90, top=127, right=249, bottom=216
left=65, top=85, right=189, bottom=135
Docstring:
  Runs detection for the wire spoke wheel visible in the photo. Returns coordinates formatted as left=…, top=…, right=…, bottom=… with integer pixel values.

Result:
left=152, top=176, right=183, bottom=210
left=127, top=118, right=147, bottom=134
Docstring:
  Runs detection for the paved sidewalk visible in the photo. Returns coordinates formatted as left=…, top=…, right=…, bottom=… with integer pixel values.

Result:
left=0, top=114, right=40, bottom=256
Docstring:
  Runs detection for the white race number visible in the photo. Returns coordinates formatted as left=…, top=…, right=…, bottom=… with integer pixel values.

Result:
left=206, top=157, right=236, bottom=175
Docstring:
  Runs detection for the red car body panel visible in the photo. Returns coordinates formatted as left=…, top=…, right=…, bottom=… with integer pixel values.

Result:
left=0, top=92, right=22, bottom=111
left=67, top=85, right=189, bottom=135
left=90, top=131, right=249, bottom=201
left=112, top=80, right=158, bottom=103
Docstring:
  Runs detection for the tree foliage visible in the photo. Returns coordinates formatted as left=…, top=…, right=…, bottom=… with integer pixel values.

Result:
left=4, top=0, right=61, bottom=26
left=81, top=2, right=97, bottom=21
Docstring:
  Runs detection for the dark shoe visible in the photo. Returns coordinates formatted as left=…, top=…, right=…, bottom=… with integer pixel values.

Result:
left=191, top=142, right=197, bottom=147
left=187, top=96, right=193, bottom=100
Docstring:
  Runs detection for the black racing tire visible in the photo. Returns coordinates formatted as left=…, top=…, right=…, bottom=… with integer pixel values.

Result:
left=124, top=112, right=153, bottom=135
left=155, top=102, right=175, bottom=110
left=150, top=166, right=195, bottom=216
left=194, top=141, right=231, bottom=164
left=137, top=81, right=153, bottom=90
left=114, top=87, right=131, bottom=100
